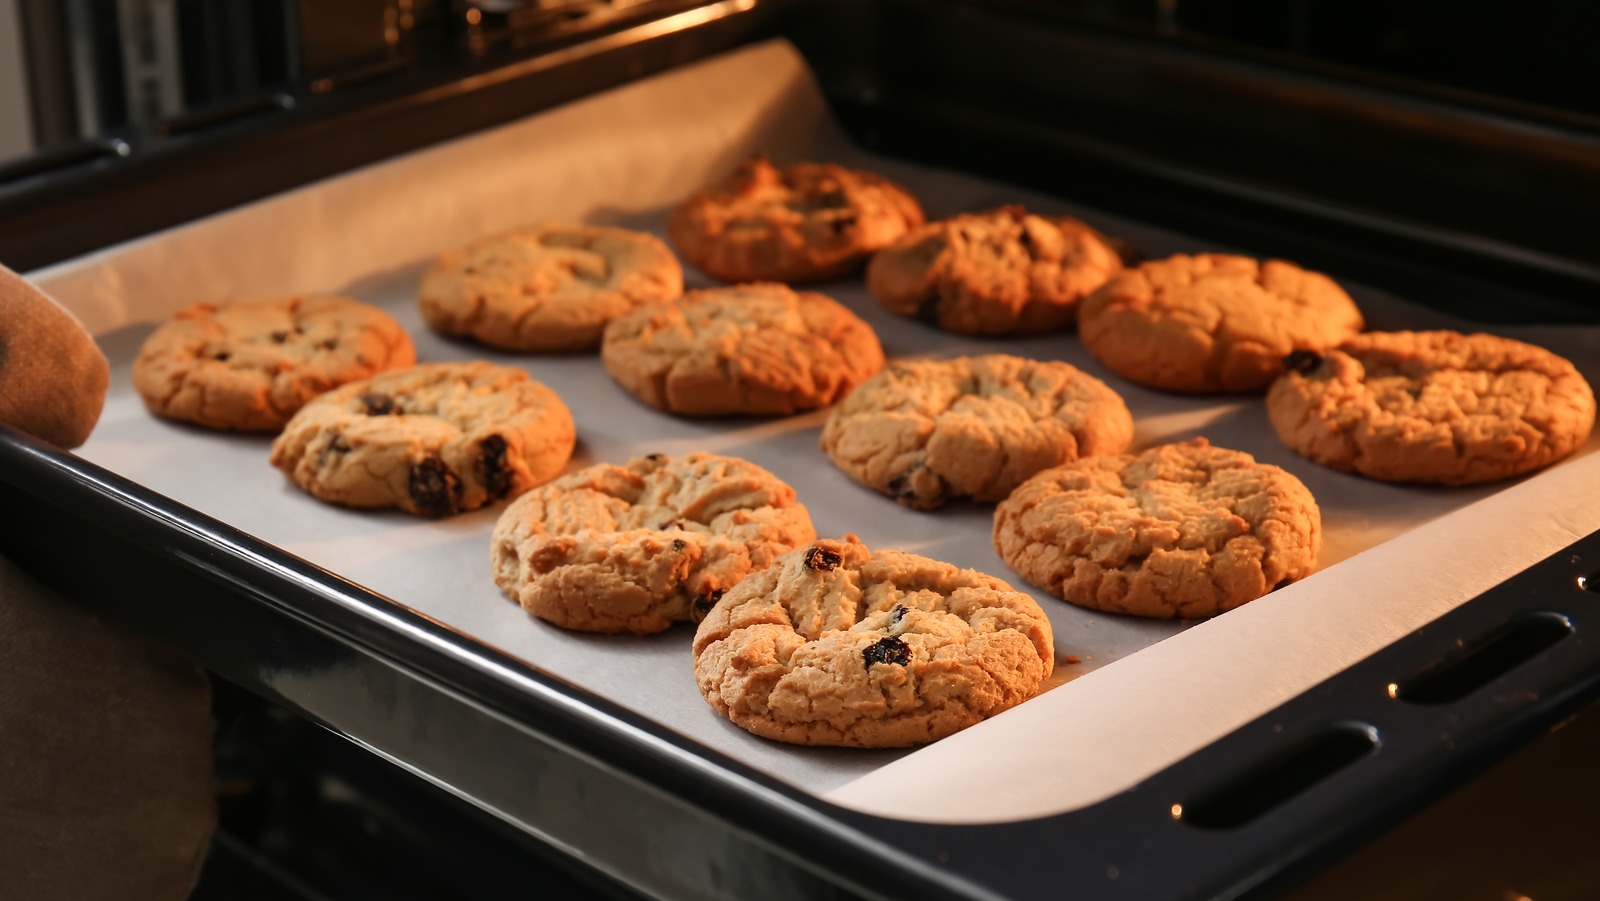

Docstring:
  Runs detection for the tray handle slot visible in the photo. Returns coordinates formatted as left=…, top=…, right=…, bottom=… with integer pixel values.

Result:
left=1177, top=724, right=1378, bottom=831
left=1395, top=612, right=1574, bottom=706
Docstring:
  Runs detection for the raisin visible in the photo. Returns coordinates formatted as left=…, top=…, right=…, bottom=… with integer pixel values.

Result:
left=863, top=636, right=911, bottom=669
left=479, top=434, right=512, bottom=500
left=1283, top=350, right=1324, bottom=375
left=692, top=588, right=725, bottom=622
left=408, top=456, right=461, bottom=518
left=360, top=392, right=398, bottom=416
left=671, top=539, right=687, bottom=551
left=889, top=604, right=909, bottom=626
left=803, top=546, right=842, bottom=572
left=270, top=330, right=289, bottom=344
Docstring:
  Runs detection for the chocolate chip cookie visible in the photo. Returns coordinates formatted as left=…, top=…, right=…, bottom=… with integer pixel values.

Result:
left=270, top=361, right=575, bottom=517
left=668, top=156, right=924, bottom=283
left=1078, top=254, right=1364, bottom=393
left=491, top=452, right=816, bottom=634
left=820, top=354, right=1134, bottom=509
left=132, top=295, right=416, bottom=432
left=994, top=439, right=1321, bottom=619
left=601, top=282, right=884, bottom=417
left=1267, top=331, right=1596, bottom=485
left=867, top=206, right=1124, bottom=336
left=692, top=535, right=1054, bottom=747
left=418, top=223, right=683, bottom=352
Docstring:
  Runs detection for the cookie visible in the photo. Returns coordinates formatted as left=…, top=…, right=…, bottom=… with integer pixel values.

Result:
left=820, top=354, right=1134, bottom=509
left=491, top=452, right=816, bottom=634
left=418, top=224, right=683, bottom=352
left=1267, top=331, right=1597, bottom=485
left=668, top=156, right=924, bottom=283
left=866, top=206, right=1124, bottom=336
left=993, top=438, right=1321, bottom=619
left=269, top=361, right=575, bottom=517
left=692, top=535, right=1054, bottom=747
left=1078, top=254, right=1364, bottom=393
left=132, top=295, right=416, bottom=432
left=601, top=282, right=884, bottom=417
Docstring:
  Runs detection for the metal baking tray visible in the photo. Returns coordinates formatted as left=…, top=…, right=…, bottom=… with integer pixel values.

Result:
left=4, top=3, right=1600, bottom=899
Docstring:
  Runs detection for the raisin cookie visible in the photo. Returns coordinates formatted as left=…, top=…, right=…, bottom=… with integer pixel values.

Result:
left=820, top=354, right=1134, bottom=509
left=994, top=439, right=1321, bottom=619
left=1267, top=331, right=1596, bottom=485
left=270, top=361, right=575, bottom=517
left=132, top=295, right=415, bottom=432
left=601, top=282, right=884, bottom=417
left=418, top=224, right=683, bottom=352
left=668, top=156, right=924, bottom=283
left=867, top=206, right=1124, bottom=336
left=1078, top=254, right=1364, bottom=393
left=692, top=535, right=1055, bottom=748
left=491, top=452, right=816, bottom=634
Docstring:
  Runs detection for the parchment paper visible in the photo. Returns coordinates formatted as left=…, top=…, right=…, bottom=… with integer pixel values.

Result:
left=31, top=40, right=1600, bottom=822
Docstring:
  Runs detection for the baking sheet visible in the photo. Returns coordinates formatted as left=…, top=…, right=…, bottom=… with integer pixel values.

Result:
left=31, top=40, right=1600, bottom=822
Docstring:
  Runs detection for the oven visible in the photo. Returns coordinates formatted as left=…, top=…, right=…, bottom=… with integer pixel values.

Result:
left=2, top=2, right=1598, bottom=899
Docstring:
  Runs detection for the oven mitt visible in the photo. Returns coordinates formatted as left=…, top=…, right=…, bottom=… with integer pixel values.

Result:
left=0, top=265, right=215, bottom=901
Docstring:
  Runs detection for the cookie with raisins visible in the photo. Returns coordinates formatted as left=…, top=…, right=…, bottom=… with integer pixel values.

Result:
left=491, top=452, right=815, bottom=634
left=132, top=295, right=415, bottom=432
left=692, top=535, right=1054, bottom=747
left=269, top=361, right=573, bottom=517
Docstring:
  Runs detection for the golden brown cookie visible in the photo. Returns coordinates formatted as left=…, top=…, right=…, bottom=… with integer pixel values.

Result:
left=1078, top=254, right=1363, bottom=393
left=820, top=354, right=1134, bottom=509
left=866, top=206, right=1124, bottom=336
left=1266, top=331, right=1596, bottom=485
left=491, top=452, right=817, bottom=634
left=993, top=439, right=1321, bottom=619
left=692, top=535, right=1055, bottom=748
left=668, top=156, right=924, bottom=283
left=132, top=295, right=415, bottom=432
left=418, top=223, right=683, bottom=352
left=269, top=361, right=574, bottom=517
left=600, top=282, right=884, bottom=417
left=0, top=266, right=108, bottom=448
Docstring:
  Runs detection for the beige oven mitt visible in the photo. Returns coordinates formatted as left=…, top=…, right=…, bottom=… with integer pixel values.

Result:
left=0, top=265, right=215, bottom=900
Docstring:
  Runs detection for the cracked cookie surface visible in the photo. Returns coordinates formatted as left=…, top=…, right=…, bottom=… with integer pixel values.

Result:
left=600, top=282, right=884, bottom=417
left=692, top=535, right=1054, bottom=747
left=491, top=452, right=816, bottom=634
left=820, top=354, right=1133, bottom=509
left=418, top=223, right=683, bottom=352
left=1266, top=331, right=1596, bottom=485
left=668, top=156, right=924, bottom=283
left=132, top=295, right=415, bottom=431
left=993, top=438, right=1321, bottom=619
left=867, top=205, right=1123, bottom=336
left=269, top=361, right=574, bottom=517
left=1078, top=254, right=1363, bottom=393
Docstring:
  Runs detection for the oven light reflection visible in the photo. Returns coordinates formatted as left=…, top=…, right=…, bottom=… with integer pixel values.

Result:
left=1387, top=682, right=1400, bottom=699
left=1170, top=803, right=1182, bottom=820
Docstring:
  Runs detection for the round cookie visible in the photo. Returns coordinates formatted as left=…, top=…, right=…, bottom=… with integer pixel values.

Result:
left=132, top=295, right=416, bottom=432
left=269, top=361, right=574, bottom=517
left=668, top=156, right=924, bottom=283
left=1267, top=331, right=1596, bottom=485
left=491, top=452, right=817, bottom=635
left=692, top=535, right=1055, bottom=748
left=418, top=223, right=683, bottom=352
left=867, top=205, right=1124, bottom=336
left=601, top=282, right=884, bottom=417
left=820, top=354, right=1134, bottom=510
left=993, top=438, right=1321, bottom=619
left=1078, top=254, right=1364, bottom=393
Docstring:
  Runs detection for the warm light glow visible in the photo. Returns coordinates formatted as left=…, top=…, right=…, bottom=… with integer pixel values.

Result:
left=1580, top=574, right=1589, bottom=590
left=1170, top=803, right=1183, bottom=820
left=1387, top=682, right=1400, bottom=699
left=466, top=7, right=482, bottom=24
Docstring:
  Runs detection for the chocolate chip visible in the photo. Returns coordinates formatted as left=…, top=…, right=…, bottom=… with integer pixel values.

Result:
left=660, top=519, right=684, bottom=530
left=478, top=434, right=512, bottom=500
left=408, top=456, right=461, bottom=518
left=692, top=588, right=726, bottom=622
left=320, top=338, right=339, bottom=351
left=913, top=295, right=942, bottom=325
left=886, top=475, right=916, bottom=499
left=1108, top=236, right=1144, bottom=267
left=829, top=213, right=857, bottom=235
left=803, top=546, right=842, bottom=572
left=1283, top=350, right=1324, bottom=375
left=360, top=392, right=397, bottom=416
left=1018, top=229, right=1038, bottom=259
left=889, top=604, right=909, bottom=626
left=271, top=330, right=289, bottom=344
left=318, top=433, right=351, bottom=467
left=671, top=538, right=687, bottom=551
left=645, top=453, right=666, bottom=463
left=212, top=351, right=231, bottom=362
left=863, top=636, right=911, bottom=669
